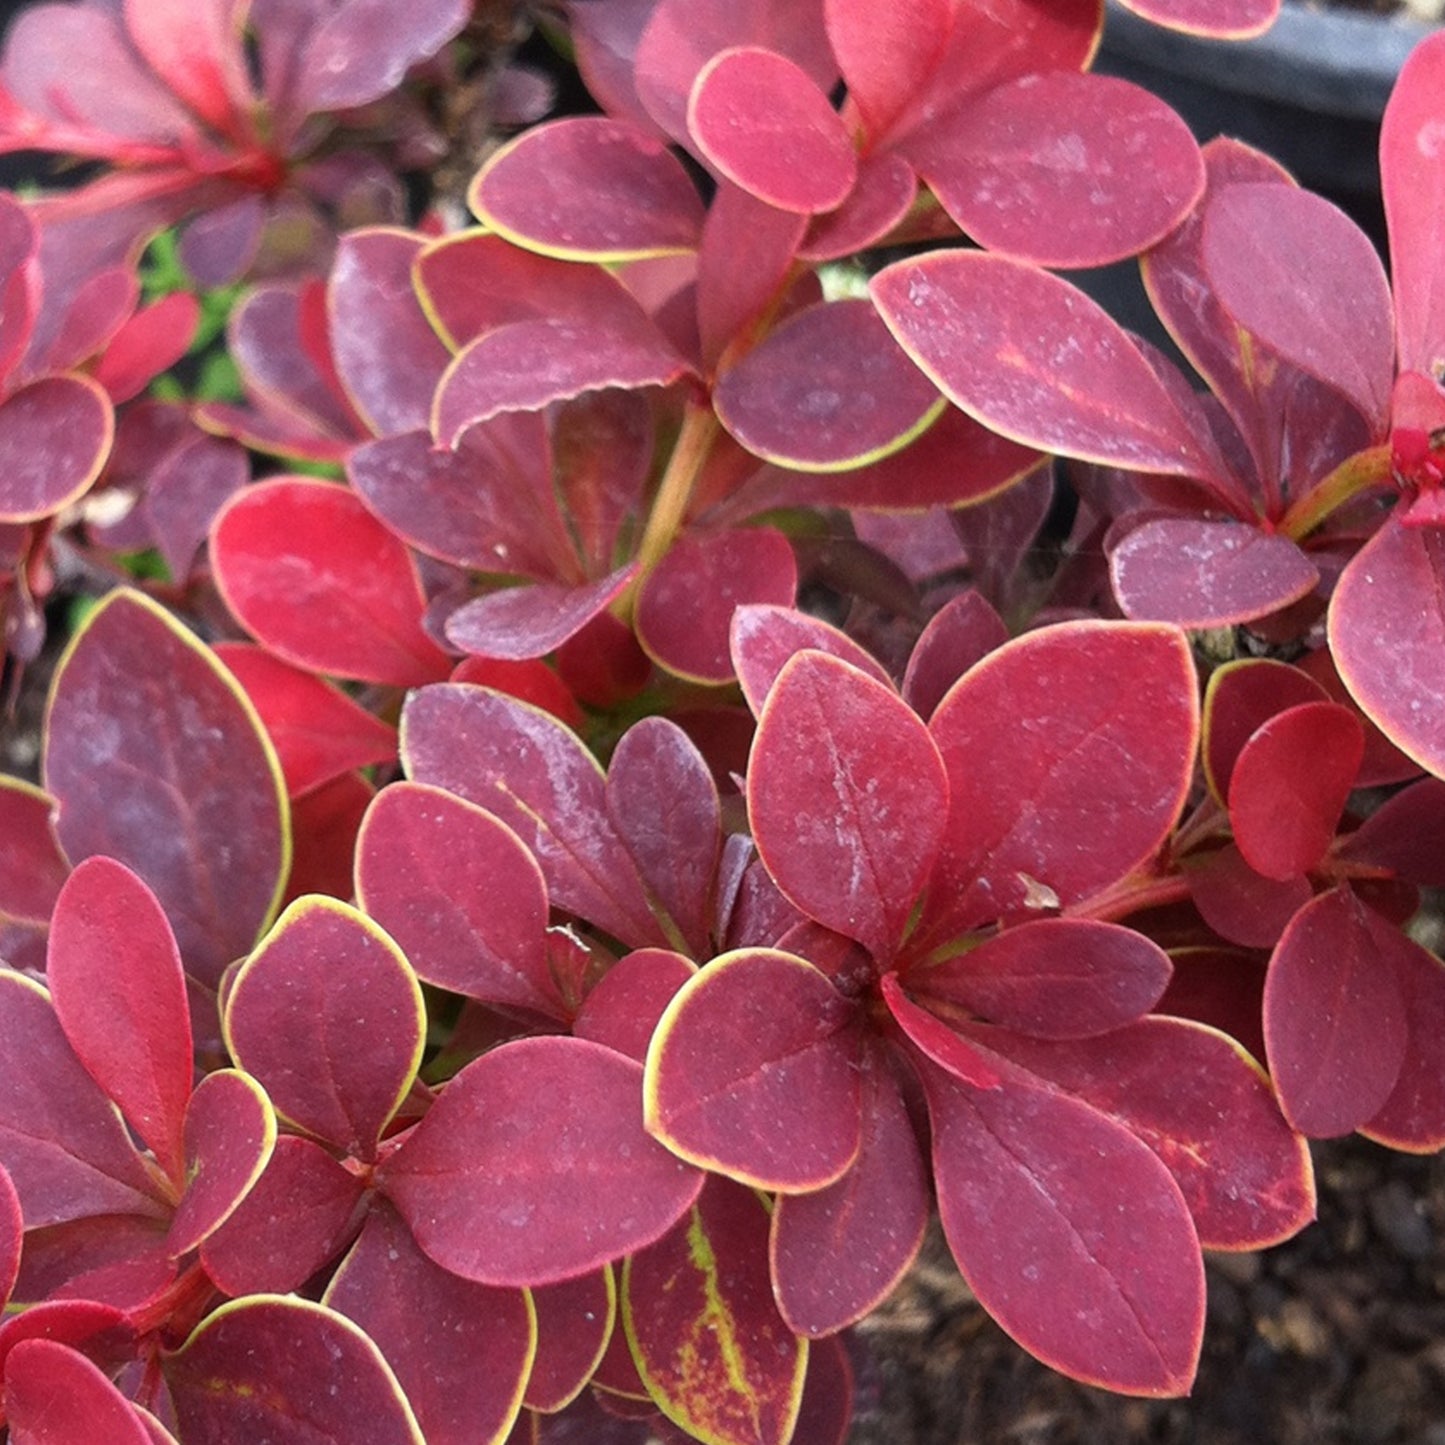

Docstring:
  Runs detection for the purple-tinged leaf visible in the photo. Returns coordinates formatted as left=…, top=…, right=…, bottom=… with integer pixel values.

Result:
left=553, top=391, right=656, bottom=575
left=623, top=1177, right=807, bottom=1445
left=47, top=858, right=192, bottom=1187
left=1338, top=777, right=1445, bottom=888
left=0, top=778, right=69, bottom=928
left=401, top=684, right=665, bottom=948
left=927, top=622, right=1198, bottom=928
left=326, top=1203, right=534, bottom=1445
left=799, top=150, right=917, bottom=262
left=43, top=589, right=289, bottom=989
left=0, top=972, right=164, bottom=1229
left=211, top=478, right=452, bottom=687
left=747, top=649, right=947, bottom=957
left=1186, top=845, right=1313, bottom=951
left=1264, top=886, right=1409, bottom=1137
left=922, top=1061, right=1204, bottom=1396
left=0, top=196, right=37, bottom=386
left=141, top=431, right=247, bottom=579
left=354, top=782, right=561, bottom=1018
left=1202, top=184, right=1394, bottom=432
left=381, top=1037, right=704, bottom=1286
left=823, top=0, right=951, bottom=145
left=872, top=252, right=1221, bottom=477
left=1362, top=934, right=1445, bottom=1151
left=200, top=1136, right=366, bottom=1296
left=1381, top=29, right=1445, bottom=377
left=1229, top=702, right=1363, bottom=881
left=913, top=73, right=1204, bottom=268
left=0, top=375, right=113, bottom=524
left=644, top=948, right=863, bottom=1191
left=445, top=567, right=639, bottom=662
left=770, top=1053, right=928, bottom=1336
left=1112, top=0, right=1278, bottom=37
left=471, top=118, right=705, bottom=260
left=166, top=1069, right=274, bottom=1258
left=574, top=950, right=697, bottom=1066
left=715, top=299, right=945, bottom=470
left=688, top=47, right=855, bottom=214
left=224, top=897, right=424, bottom=1160
left=166, top=1295, right=424, bottom=1445
left=1157, top=946, right=1267, bottom=1064
left=1329, top=520, right=1445, bottom=777
left=6, top=1338, right=152, bottom=1445
left=1110, top=518, right=1319, bottom=628
left=1299, top=642, right=1422, bottom=789
left=902, top=592, right=1009, bottom=722
left=328, top=229, right=451, bottom=436
left=635, top=528, right=798, bottom=684
left=1201, top=658, right=1329, bottom=804
left=524, top=1268, right=614, bottom=1413
left=607, top=719, right=721, bottom=958
left=0, top=1163, right=18, bottom=1306
left=915, top=919, right=1172, bottom=1040
left=729, top=603, right=893, bottom=718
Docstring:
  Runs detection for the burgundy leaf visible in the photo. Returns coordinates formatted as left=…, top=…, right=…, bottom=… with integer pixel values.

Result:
left=0, top=375, right=113, bottom=523
left=1201, top=658, right=1329, bottom=804
left=0, top=778, right=68, bottom=927
left=1363, top=932, right=1445, bottom=1151
left=445, top=567, right=639, bottom=662
left=729, top=603, right=893, bottom=718
left=1186, top=845, right=1314, bottom=951
left=574, top=950, right=697, bottom=1067
left=644, top=947, right=863, bottom=1191
left=43, top=589, right=288, bottom=989
left=283, top=771, right=374, bottom=907
left=1338, top=777, right=1445, bottom=888
left=141, top=431, right=247, bottom=580
left=823, top=0, right=951, bottom=145
left=882, top=975, right=1002, bottom=1090
left=0, top=1163, right=18, bottom=1306
left=1265, top=887, right=1412, bottom=1137
left=524, top=1268, right=615, bottom=1413
left=211, top=478, right=452, bottom=686
left=799, top=150, right=917, bottom=263
left=354, top=782, right=561, bottom=1018
left=166, top=1296, right=424, bottom=1445
left=6, top=1338, right=153, bottom=1445
left=1157, top=946, right=1268, bottom=1064
left=47, top=858, right=192, bottom=1187
left=901, top=591, right=1009, bottom=721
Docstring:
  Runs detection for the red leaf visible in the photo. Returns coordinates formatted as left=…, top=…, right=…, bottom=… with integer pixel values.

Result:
left=688, top=47, right=855, bottom=214
left=882, top=974, right=1002, bottom=1089
left=799, top=150, right=917, bottom=262
left=714, top=299, right=945, bottom=470
left=1362, top=933, right=1445, bottom=1151
left=1112, top=0, right=1278, bottom=36
left=224, top=898, right=423, bottom=1159
left=823, top=0, right=951, bottom=144
left=47, top=858, right=192, bottom=1187
left=283, top=772, right=374, bottom=906
left=43, top=589, right=288, bottom=989
left=524, top=1269, right=615, bottom=1413
left=472, top=118, right=705, bottom=260
left=92, top=292, right=198, bottom=404
left=634, top=528, right=798, bottom=685
left=623, top=1177, right=807, bottom=1445
left=452, top=656, right=583, bottom=729
left=0, top=375, right=113, bottom=524
left=1228, top=702, right=1363, bottom=881
left=729, top=603, right=892, bottom=718
left=901, top=591, right=1009, bottom=721
left=1201, top=658, right=1328, bottom=804
left=6, top=1338, right=152, bottom=1445
left=872, top=252, right=1221, bottom=477
left=1264, top=886, right=1411, bottom=1137
left=914, top=73, right=1204, bottom=268
left=0, top=778, right=68, bottom=927
left=0, top=1299, right=133, bottom=1380
left=166, top=1296, right=424, bottom=1444
left=354, top=782, right=560, bottom=1018
left=1186, top=845, right=1313, bottom=951
left=0, top=1164, right=19, bottom=1307
left=644, top=948, right=863, bottom=1191
left=380, top=1037, right=704, bottom=1286
left=574, top=950, right=697, bottom=1065
left=212, top=478, right=452, bottom=686
left=445, top=568, right=639, bottom=662
left=325, top=1204, right=534, bottom=1445
left=142, top=431, right=248, bottom=580
left=1338, top=777, right=1445, bottom=888
left=922, top=1062, right=1204, bottom=1396
left=121, top=0, right=252, bottom=132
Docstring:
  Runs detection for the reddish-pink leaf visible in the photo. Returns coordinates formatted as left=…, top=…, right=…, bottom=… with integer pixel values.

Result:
left=200, top=1136, right=366, bottom=1296
left=607, top=719, right=721, bottom=958
left=213, top=643, right=398, bottom=797
left=6, top=1338, right=152, bottom=1445
left=524, top=1269, right=615, bottom=1413
left=1201, top=659, right=1329, bottom=804
left=882, top=974, right=1002, bottom=1089
left=823, top=0, right=950, bottom=144
left=0, top=1163, right=19, bottom=1306
left=927, top=622, right=1198, bottom=929
left=43, top=589, right=289, bottom=989
left=915, top=918, right=1172, bottom=1039
left=770, top=1053, right=929, bottom=1336
left=635, top=527, right=798, bottom=684
left=354, top=782, right=560, bottom=1018
left=0, top=1299, right=134, bottom=1382
left=401, top=683, right=665, bottom=947
left=1329, top=520, right=1445, bottom=777
left=922, top=1062, right=1204, bottom=1396
left=1381, top=29, right=1445, bottom=377
left=1112, top=0, right=1278, bottom=36
left=452, top=655, right=584, bottom=730
left=715, top=299, right=945, bottom=470
left=47, top=858, right=192, bottom=1187
left=92, top=292, right=199, bottom=404
left=166, top=1296, right=424, bottom=1444
left=471, top=118, right=706, bottom=260
left=644, top=948, right=863, bottom=1191
left=382, top=1037, right=704, bottom=1285
left=1110, top=518, right=1319, bottom=628
left=573, top=949, right=695, bottom=1065
left=326, top=1204, right=534, bottom=1445
left=1265, top=886, right=1411, bottom=1136
left=122, top=0, right=251, bottom=132
left=212, top=478, right=452, bottom=686
left=1186, top=845, right=1314, bottom=951
left=1228, top=702, right=1363, bottom=881
left=224, top=898, right=423, bottom=1159
left=729, top=603, right=893, bottom=718
left=799, top=149, right=917, bottom=262
left=688, top=47, right=855, bottom=214
left=166, top=1070, right=274, bottom=1258
left=914, top=73, right=1203, bottom=268
left=749, top=652, right=947, bottom=958
left=1202, top=184, right=1394, bottom=432
left=872, top=252, right=1220, bottom=477
left=1362, top=933, right=1445, bottom=1151
left=902, top=591, right=1009, bottom=721
left=623, top=1177, right=807, bottom=1445
left=0, top=374, right=113, bottom=524
left=445, top=567, right=639, bottom=662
